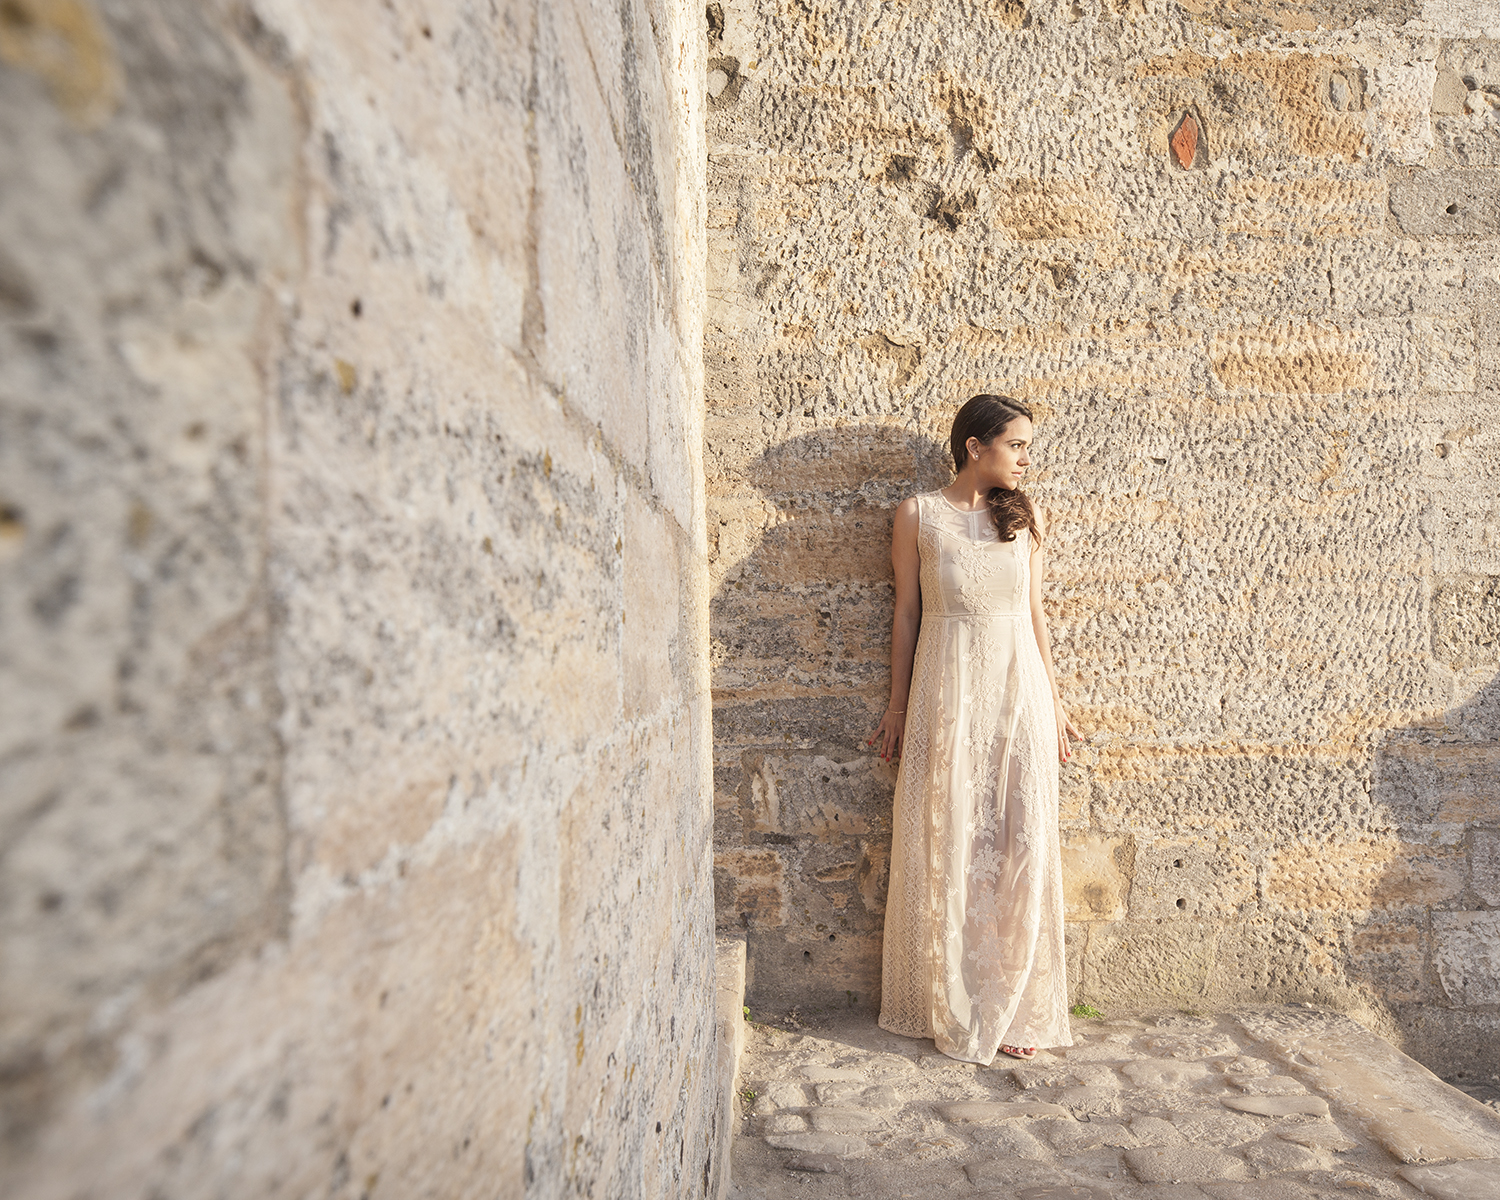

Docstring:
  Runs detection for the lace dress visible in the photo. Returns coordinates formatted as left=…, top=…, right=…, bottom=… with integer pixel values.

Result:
left=877, top=491, right=1073, bottom=1063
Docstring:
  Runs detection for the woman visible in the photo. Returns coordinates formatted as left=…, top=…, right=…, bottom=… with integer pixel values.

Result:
left=868, top=394, right=1080, bottom=1064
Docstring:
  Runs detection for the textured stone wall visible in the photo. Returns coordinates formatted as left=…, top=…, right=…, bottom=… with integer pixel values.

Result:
left=0, top=1, right=718, bottom=1197
left=705, top=0, right=1500, bottom=1076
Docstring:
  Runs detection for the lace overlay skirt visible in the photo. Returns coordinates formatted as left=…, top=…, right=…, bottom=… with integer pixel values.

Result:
left=877, top=609, right=1073, bottom=1063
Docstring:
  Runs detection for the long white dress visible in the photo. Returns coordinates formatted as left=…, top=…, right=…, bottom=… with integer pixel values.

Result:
left=877, top=490, right=1073, bottom=1063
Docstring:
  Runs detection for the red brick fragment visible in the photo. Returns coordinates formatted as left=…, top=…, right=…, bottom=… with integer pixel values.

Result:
left=1170, top=114, right=1199, bottom=168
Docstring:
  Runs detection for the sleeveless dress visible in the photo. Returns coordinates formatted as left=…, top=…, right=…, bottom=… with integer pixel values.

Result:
left=877, top=491, right=1073, bottom=1063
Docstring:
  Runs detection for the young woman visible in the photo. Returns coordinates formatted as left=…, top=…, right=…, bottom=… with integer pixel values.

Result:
left=868, top=394, right=1080, bottom=1064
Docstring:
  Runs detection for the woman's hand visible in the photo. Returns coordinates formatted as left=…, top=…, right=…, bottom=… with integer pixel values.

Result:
left=1056, top=704, right=1082, bottom=763
left=868, top=708, right=906, bottom=763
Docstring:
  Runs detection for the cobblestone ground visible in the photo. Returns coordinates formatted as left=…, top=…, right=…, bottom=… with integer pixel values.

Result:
left=728, top=1007, right=1500, bottom=1200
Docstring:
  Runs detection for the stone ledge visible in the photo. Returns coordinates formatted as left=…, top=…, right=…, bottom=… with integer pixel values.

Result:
left=714, top=932, right=748, bottom=1200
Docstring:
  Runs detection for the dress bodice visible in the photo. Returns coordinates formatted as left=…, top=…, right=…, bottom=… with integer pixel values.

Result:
left=917, top=491, right=1030, bottom=618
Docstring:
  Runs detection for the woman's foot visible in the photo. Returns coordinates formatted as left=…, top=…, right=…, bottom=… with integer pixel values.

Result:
left=999, top=1045, right=1036, bottom=1060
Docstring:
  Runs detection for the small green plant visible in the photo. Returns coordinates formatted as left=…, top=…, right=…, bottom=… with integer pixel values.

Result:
left=739, top=1087, right=758, bottom=1105
left=1069, top=1002, right=1104, bottom=1020
left=742, top=1005, right=750, bottom=1019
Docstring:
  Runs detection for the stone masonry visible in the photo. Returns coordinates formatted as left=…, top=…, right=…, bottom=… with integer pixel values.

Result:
left=0, top=2, right=719, bottom=1197
left=705, top=0, right=1500, bottom=1077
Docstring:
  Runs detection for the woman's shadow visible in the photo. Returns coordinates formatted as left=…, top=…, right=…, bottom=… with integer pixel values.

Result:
left=1356, top=659, right=1500, bottom=1085
left=708, top=421, right=950, bottom=1020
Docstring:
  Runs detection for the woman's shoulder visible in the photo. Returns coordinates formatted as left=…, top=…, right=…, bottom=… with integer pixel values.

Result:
left=892, top=493, right=929, bottom=538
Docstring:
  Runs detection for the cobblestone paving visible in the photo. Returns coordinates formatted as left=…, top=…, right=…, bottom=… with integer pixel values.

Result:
left=728, top=1008, right=1500, bottom=1200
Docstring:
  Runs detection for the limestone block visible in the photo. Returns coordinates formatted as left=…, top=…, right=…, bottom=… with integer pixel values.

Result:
left=1128, top=843, right=1254, bottom=922
left=714, top=847, right=788, bottom=927
left=1434, top=912, right=1500, bottom=1005
left=1473, top=830, right=1500, bottom=906
left=1171, top=1112, right=1270, bottom=1147
left=1399, top=1159, right=1500, bottom=1200
left=1277, top=1123, right=1357, bottom=1151
left=1061, top=833, right=1134, bottom=921
left=1202, top=1183, right=1318, bottom=1200
left=1083, top=923, right=1218, bottom=1006
left=1391, top=169, right=1500, bottom=237
left=764, top=1132, right=870, bottom=1157
left=1121, top=1059, right=1213, bottom=1088
left=757, top=1112, right=810, bottom=1133
left=1141, top=1031, right=1241, bottom=1059
left=1251, top=1129, right=1354, bottom=1181
left=1129, top=1115, right=1187, bottom=1147
left=1377, top=741, right=1500, bottom=826
left=1264, top=837, right=1465, bottom=914
left=1223, top=1095, right=1331, bottom=1118
left=1123, top=1146, right=1251, bottom=1184
left=808, top=1107, right=885, bottom=1132
left=1370, top=60, right=1436, bottom=164
left=1014, top=1063, right=1124, bottom=1091
left=1236, top=1009, right=1500, bottom=1162
left=1046, top=1121, right=1136, bottom=1152
left=1433, top=577, right=1500, bottom=672
left=1347, top=917, right=1428, bottom=1003
left=965, top=1121, right=1055, bottom=1160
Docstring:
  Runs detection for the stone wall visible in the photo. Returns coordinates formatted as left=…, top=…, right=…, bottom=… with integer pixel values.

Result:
left=0, top=1, right=718, bottom=1197
left=705, top=0, right=1500, bottom=1076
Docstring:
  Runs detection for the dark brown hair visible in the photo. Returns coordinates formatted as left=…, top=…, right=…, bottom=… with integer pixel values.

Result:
left=949, top=394, right=1040, bottom=546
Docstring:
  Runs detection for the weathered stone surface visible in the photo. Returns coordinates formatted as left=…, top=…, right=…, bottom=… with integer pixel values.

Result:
left=1238, top=1009, right=1500, bottom=1163
left=1222, top=1096, right=1331, bottom=1118
left=1400, top=1159, right=1500, bottom=1200
left=937, top=1101, right=1074, bottom=1123
left=1390, top=169, right=1500, bottom=237
left=1142, top=1032, right=1241, bottom=1060
left=756, top=1112, right=810, bottom=1134
left=1046, top=1121, right=1136, bottom=1152
left=1124, top=1146, right=1251, bottom=1184
left=0, top=1, right=720, bottom=1198
left=1131, top=1116, right=1188, bottom=1147
left=965, top=1158, right=1070, bottom=1189
left=969, top=1121, right=1057, bottom=1160
left=1472, top=830, right=1500, bottom=907
left=815, top=1081, right=902, bottom=1108
left=1201, top=1183, right=1317, bottom=1200
left=786, top=1153, right=843, bottom=1174
left=1242, top=1137, right=1333, bottom=1173
left=1015, top=1063, right=1124, bottom=1090
left=1170, top=1112, right=1268, bottom=1147
left=808, top=1107, right=885, bottom=1132
left=1277, top=1122, right=1358, bottom=1151
left=1062, top=835, right=1135, bottom=921
left=1122, top=1059, right=1214, bottom=1089
left=1433, top=912, right=1500, bottom=1005
left=764, top=1132, right=870, bottom=1157
left=797, top=1065, right=867, bottom=1082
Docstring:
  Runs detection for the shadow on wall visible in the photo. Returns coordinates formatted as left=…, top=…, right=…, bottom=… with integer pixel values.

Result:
left=1357, top=659, right=1500, bottom=1078
left=709, top=421, right=950, bottom=1019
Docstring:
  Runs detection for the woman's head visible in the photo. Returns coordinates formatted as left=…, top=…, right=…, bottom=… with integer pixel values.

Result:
left=948, top=393, right=1040, bottom=544
left=950, top=394, right=1035, bottom=485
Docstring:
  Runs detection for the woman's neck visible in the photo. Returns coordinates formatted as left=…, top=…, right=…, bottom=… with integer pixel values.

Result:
left=941, top=469, right=991, bottom=512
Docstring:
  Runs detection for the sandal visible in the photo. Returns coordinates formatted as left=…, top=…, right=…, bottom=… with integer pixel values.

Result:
left=999, top=1045, right=1037, bottom=1060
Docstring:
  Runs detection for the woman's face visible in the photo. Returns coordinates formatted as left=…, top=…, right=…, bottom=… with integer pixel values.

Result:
left=966, top=416, right=1033, bottom=490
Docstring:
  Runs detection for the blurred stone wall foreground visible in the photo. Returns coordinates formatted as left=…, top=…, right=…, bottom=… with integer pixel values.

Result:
left=706, top=0, right=1500, bottom=1076
left=0, top=1, right=717, bottom=1197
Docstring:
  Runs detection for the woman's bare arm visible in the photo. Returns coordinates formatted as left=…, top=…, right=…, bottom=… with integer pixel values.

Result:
left=869, top=497, right=921, bottom=762
left=1028, top=506, right=1081, bottom=762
